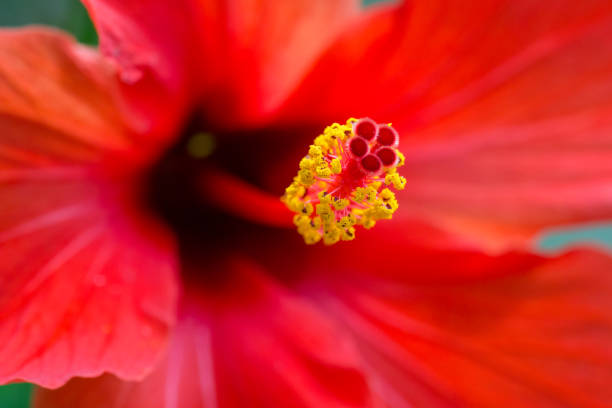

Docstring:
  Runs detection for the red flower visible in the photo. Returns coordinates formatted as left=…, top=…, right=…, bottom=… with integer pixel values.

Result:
left=1, top=0, right=612, bottom=406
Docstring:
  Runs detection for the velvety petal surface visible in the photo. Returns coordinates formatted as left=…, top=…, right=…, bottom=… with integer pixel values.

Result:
left=35, top=257, right=373, bottom=408
left=280, top=0, right=612, bottom=249
left=0, top=29, right=178, bottom=388
left=188, top=0, right=361, bottom=125
left=281, top=231, right=612, bottom=407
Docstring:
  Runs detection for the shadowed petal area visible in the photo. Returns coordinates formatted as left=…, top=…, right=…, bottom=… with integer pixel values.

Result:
left=0, top=29, right=178, bottom=388
left=280, top=0, right=612, bottom=249
left=34, top=257, right=373, bottom=408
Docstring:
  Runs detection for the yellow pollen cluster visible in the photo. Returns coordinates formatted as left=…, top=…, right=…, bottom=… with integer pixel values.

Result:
left=282, top=118, right=406, bottom=245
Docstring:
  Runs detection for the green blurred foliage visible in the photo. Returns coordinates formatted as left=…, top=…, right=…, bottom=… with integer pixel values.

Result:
left=0, top=383, right=32, bottom=408
left=539, top=224, right=612, bottom=253
left=0, top=0, right=97, bottom=44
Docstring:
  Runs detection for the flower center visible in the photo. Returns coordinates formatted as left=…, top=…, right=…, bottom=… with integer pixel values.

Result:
left=146, top=118, right=299, bottom=262
left=282, top=118, right=406, bottom=245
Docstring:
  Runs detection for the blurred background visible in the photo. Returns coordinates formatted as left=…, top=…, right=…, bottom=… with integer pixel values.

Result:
left=1, top=0, right=611, bottom=406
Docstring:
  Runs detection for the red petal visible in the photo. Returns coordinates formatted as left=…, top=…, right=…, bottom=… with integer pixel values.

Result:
left=309, top=245, right=612, bottom=407
left=34, top=257, right=372, bottom=407
left=0, top=29, right=129, bottom=158
left=280, top=1, right=612, bottom=249
left=0, top=29, right=179, bottom=388
left=83, top=0, right=362, bottom=127
left=81, top=0, right=193, bottom=89
left=193, top=0, right=361, bottom=126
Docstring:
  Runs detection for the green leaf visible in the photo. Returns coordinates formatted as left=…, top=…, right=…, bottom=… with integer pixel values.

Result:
left=363, top=0, right=392, bottom=5
left=538, top=223, right=612, bottom=253
left=0, top=0, right=97, bottom=44
left=0, top=383, right=32, bottom=408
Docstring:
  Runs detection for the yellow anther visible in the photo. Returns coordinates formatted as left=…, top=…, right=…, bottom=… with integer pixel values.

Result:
left=322, top=213, right=334, bottom=225
left=397, top=151, right=405, bottom=167
left=315, top=164, right=332, bottom=178
left=372, top=203, right=393, bottom=220
left=363, top=218, right=376, bottom=229
left=330, top=158, right=342, bottom=174
left=352, top=187, right=367, bottom=202
left=365, top=186, right=378, bottom=202
left=318, top=191, right=332, bottom=204
left=314, top=135, right=329, bottom=150
left=316, top=203, right=332, bottom=215
left=303, top=229, right=322, bottom=245
left=314, top=156, right=326, bottom=166
left=380, top=188, right=395, bottom=201
left=341, top=227, right=356, bottom=241
left=347, top=212, right=357, bottom=226
left=289, top=185, right=305, bottom=198
left=323, top=227, right=341, bottom=245
left=385, top=198, right=399, bottom=212
left=333, top=198, right=349, bottom=211
left=338, top=216, right=352, bottom=229
left=322, top=218, right=335, bottom=230
left=301, top=202, right=314, bottom=216
left=323, top=125, right=346, bottom=146
left=394, top=175, right=407, bottom=190
left=385, top=173, right=406, bottom=190
left=299, top=157, right=313, bottom=170
left=308, top=145, right=323, bottom=157
left=293, top=214, right=310, bottom=227
left=284, top=182, right=297, bottom=195
left=298, top=169, right=315, bottom=186
left=287, top=197, right=304, bottom=212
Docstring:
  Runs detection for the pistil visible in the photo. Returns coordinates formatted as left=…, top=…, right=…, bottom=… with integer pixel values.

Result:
left=282, top=118, right=406, bottom=245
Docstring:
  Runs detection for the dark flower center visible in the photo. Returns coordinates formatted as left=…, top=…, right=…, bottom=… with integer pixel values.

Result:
left=144, top=114, right=319, bottom=281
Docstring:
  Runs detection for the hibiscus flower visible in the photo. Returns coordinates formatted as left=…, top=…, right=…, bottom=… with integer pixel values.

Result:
left=2, top=0, right=612, bottom=407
